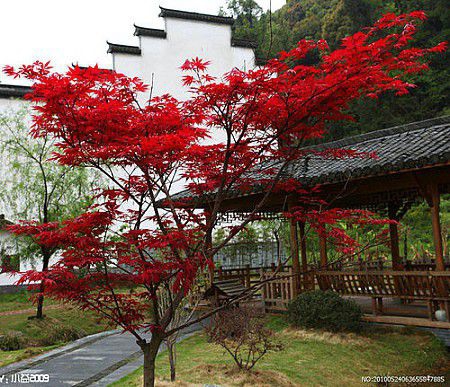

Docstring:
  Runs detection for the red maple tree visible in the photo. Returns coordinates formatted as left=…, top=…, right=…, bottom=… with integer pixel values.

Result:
left=4, top=12, right=445, bottom=386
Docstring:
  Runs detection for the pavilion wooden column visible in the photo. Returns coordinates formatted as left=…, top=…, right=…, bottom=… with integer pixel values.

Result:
left=429, top=185, right=445, bottom=271
left=298, top=222, right=308, bottom=272
left=319, top=234, right=328, bottom=268
left=288, top=203, right=301, bottom=296
left=298, top=222, right=310, bottom=291
left=205, top=213, right=214, bottom=284
left=388, top=204, right=402, bottom=270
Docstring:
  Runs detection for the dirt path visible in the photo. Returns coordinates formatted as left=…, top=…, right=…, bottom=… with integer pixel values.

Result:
left=0, top=304, right=63, bottom=316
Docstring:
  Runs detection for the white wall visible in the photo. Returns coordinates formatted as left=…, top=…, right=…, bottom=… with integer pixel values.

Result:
left=113, top=17, right=256, bottom=103
left=0, top=97, right=27, bottom=113
left=0, top=230, right=34, bottom=286
left=110, top=13, right=257, bottom=193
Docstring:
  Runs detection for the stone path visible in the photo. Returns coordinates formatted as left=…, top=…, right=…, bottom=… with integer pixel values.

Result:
left=0, top=322, right=204, bottom=386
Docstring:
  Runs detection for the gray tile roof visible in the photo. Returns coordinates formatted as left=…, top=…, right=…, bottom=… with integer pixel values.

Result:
left=106, top=42, right=141, bottom=55
left=231, top=38, right=258, bottom=49
left=159, top=7, right=235, bottom=25
left=286, top=115, right=450, bottom=185
left=0, top=215, right=13, bottom=230
left=134, top=25, right=167, bottom=39
left=0, top=84, right=32, bottom=99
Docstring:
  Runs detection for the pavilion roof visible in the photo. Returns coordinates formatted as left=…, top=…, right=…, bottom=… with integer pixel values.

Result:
left=0, top=84, right=32, bottom=99
left=165, top=116, right=450, bottom=206
left=284, top=115, right=450, bottom=185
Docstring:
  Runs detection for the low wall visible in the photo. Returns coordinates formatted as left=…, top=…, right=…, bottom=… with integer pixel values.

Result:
left=0, top=284, right=28, bottom=294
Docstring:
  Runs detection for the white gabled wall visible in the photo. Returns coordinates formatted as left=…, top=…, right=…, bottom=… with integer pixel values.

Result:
left=113, top=17, right=255, bottom=102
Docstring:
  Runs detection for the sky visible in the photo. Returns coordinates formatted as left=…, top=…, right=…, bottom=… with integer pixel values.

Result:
left=0, top=0, right=286, bottom=85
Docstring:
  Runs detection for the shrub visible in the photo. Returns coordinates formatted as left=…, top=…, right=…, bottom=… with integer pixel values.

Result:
left=39, top=325, right=86, bottom=346
left=0, top=332, right=24, bottom=351
left=206, top=306, right=282, bottom=371
left=288, top=290, right=362, bottom=332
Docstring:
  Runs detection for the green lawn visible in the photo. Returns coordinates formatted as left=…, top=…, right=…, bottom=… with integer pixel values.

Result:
left=0, top=291, right=113, bottom=367
left=112, top=316, right=450, bottom=387
left=0, top=291, right=57, bottom=313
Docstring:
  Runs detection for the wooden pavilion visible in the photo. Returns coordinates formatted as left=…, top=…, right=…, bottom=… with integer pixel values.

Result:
left=171, top=116, right=450, bottom=328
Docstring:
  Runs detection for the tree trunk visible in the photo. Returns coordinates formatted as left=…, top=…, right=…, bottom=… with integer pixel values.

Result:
left=167, top=340, right=176, bottom=382
left=141, top=335, right=163, bottom=387
left=36, top=250, right=51, bottom=319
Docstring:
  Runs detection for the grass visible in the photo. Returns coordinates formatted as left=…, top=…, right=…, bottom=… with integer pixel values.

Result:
left=111, top=316, right=450, bottom=387
left=0, top=291, right=113, bottom=367
left=0, top=345, right=58, bottom=367
left=0, top=291, right=56, bottom=313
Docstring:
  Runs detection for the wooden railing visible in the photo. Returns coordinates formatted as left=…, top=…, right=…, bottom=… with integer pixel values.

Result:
left=260, top=268, right=295, bottom=311
left=256, top=269, right=450, bottom=319
left=403, top=259, right=450, bottom=271
left=215, top=264, right=286, bottom=288
left=260, top=268, right=315, bottom=311
left=316, top=270, right=450, bottom=319
left=315, top=270, right=450, bottom=299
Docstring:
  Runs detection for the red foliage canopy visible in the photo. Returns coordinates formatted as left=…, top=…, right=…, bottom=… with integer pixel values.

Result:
left=4, top=12, right=445, bottom=335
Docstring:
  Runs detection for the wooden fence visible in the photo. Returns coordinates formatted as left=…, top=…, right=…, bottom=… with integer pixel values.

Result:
left=316, top=270, right=450, bottom=318
left=260, top=268, right=315, bottom=311
left=315, top=270, right=450, bottom=299
left=260, top=268, right=295, bottom=311
left=206, top=265, right=450, bottom=322
left=215, top=264, right=286, bottom=288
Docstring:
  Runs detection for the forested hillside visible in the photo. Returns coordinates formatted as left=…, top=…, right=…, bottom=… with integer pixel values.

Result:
left=221, top=0, right=449, bottom=139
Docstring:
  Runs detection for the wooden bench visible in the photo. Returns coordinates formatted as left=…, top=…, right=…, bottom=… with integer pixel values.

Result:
left=316, top=270, right=450, bottom=320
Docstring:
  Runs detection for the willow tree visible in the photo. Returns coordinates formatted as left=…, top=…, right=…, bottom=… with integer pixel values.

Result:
left=0, top=108, right=95, bottom=318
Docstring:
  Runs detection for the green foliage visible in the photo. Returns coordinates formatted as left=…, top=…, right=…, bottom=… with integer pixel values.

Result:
left=0, top=306, right=111, bottom=348
left=112, top=323, right=447, bottom=386
left=220, top=0, right=262, bottom=41
left=402, top=195, right=450, bottom=258
left=221, top=0, right=449, bottom=136
left=0, top=332, right=24, bottom=351
left=288, top=290, right=362, bottom=332
left=322, top=0, right=375, bottom=49
left=0, top=108, right=98, bottom=262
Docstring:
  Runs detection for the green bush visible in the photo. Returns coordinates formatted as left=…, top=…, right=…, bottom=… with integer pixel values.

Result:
left=0, top=332, right=24, bottom=351
left=288, top=290, right=362, bottom=332
left=39, top=325, right=86, bottom=346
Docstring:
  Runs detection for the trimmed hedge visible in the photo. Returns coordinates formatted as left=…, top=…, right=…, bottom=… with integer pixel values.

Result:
left=288, top=290, right=362, bottom=332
